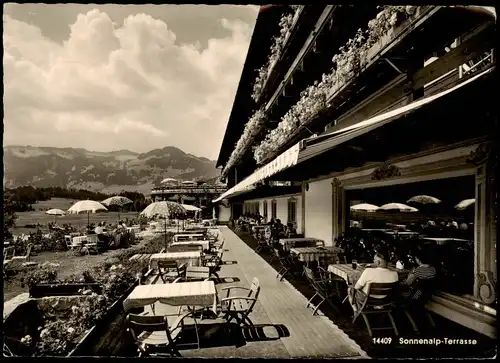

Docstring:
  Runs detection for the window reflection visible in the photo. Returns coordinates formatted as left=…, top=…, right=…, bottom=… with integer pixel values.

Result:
left=342, top=176, right=475, bottom=296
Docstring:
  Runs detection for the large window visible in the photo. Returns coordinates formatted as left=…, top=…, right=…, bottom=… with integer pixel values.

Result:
left=345, top=175, right=476, bottom=297
left=288, top=198, right=297, bottom=223
left=271, top=200, right=277, bottom=220
left=263, top=200, right=268, bottom=220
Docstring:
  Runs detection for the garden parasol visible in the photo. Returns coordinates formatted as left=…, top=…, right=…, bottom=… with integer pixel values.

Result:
left=350, top=203, right=379, bottom=212
left=455, top=198, right=475, bottom=210
left=140, top=201, right=187, bottom=247
left=67, top=200, right=108, bottom=227
left=45, top=208, right=66, bottom=223
left=378, top=203, right=419, bottom=212
left=102, top=196, right=133, bottom=220
left=407, top=195, right=441, bottom=205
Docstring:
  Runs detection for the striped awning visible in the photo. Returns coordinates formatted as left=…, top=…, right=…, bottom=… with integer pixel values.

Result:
left=213, top=142, right=301, bottom=202
left=213, top=66, right=493, bottom=203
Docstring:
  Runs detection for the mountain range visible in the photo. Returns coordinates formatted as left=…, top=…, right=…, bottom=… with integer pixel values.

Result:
left=3, top=145, right=222, bottom=195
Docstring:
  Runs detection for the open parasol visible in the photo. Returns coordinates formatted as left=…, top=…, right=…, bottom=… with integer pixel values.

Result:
left=350, top=203, right=379, bottom=212
left=45, top=208, right=66, bottom=223
left=407, top=195, right=441, bottom=204
left=102, top=196, right=134, bottom=220
left=455, top=198, right=475, bottom=210
left=378, top=203, right=419, bottom=212
left=67, top=200, right=108, bottom=227
left=140, top=201, right=187, bottom=247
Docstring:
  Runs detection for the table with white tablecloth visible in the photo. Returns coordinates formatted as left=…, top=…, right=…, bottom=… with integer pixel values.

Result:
left=328, top=264, right=408, bottom=285
left=170, top=240, right=210, bottom=251
left=290, top=246, right=343, bottom=264
left=173, top=234, right=205, bottom=242
left=126, top=226, right=141, bottom=234
left=72, top=234, right=98, bottom=246
left=123, top=281, right=217, bottom=313
left=149, top=251, right=202, bottom=270
left=279, top=238, right=323, bottom=251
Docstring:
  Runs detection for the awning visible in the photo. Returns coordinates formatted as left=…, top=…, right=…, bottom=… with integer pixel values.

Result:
left=214, top=66, right=493, bottom=202
left=212, top=142, right=301, bottom=202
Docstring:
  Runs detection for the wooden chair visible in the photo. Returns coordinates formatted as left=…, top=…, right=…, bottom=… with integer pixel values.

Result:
left=401, top=278, right=437, bottom=333
left=210, top=239, right=225, bottom=254
left=219, top=277, right=260, bottom=326
left=273, top=248, right=299, bottom=281
left=157, top=261, right=183, bottom=283
left=126, top=312, right=199, bottom=357
left=304, top=266, right=340, bottom=315
left=352, top=282, right=400, bottom=336
left=174, top=266, right=210, bottom=282
left=10, top=244, right=37, bottom=267
left=202, top=249, right=223, bottom=281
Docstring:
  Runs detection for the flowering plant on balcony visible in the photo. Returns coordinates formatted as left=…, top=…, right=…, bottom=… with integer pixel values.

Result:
left=253, top=5, right=418, bottom=164
left=221, top=109, right=266, bottom=176
left=251, top=6, right=299, bottom=102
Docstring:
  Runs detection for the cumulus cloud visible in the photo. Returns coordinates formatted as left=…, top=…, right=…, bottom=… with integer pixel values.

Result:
left=3, top=7, right=258, bottom=159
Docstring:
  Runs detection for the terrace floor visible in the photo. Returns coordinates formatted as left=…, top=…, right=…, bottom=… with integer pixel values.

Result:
left=232, top=228, right=497, bottom=359
left=142, top=227, right=368, bottom=358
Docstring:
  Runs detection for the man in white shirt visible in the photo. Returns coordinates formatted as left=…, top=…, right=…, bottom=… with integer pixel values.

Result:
left=348, top=251, right=398, bottom=313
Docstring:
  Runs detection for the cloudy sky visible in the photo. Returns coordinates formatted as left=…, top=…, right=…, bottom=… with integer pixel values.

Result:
left=3, top=3, right=259, bottom=160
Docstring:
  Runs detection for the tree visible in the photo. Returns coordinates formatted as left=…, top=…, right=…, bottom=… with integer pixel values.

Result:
left=3, top=192, right=19, bottom=239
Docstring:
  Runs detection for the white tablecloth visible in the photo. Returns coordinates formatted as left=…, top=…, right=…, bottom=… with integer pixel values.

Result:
left=149, top=251, right=201, bottom=270
left=173, top=233, right=205, bottom=242
left=279, top=238, right=322, bottom=251
left=123, top=281, right=217, bottom=312
left=72, top=234, right=98, bottom=246
left=171, top=240, right=210, bottom=250
left=290, top=246, right=341, bottom=263
left=126, top=226, right=141, bottom=234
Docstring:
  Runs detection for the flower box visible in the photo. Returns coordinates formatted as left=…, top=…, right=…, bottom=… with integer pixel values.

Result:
left=29, top=283, right=103, bottom=298
left=68, top=282, right=140, bottom=356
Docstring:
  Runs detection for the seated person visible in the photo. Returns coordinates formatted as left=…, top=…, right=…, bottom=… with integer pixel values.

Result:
left=348, top=251, right=399, bottom=314
left=400, top=249, right=437, bottom=305
left=286, top=222, right=297, bottom=237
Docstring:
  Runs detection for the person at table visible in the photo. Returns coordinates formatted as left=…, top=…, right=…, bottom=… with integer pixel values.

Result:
left=286, top=222, right=297, bottom=237
left=400, top=249, right=437, bottom=304
left=348, top=251, right=399, bottom=314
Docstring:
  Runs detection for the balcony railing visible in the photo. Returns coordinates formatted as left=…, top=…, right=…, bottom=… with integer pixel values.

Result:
left=257, top=6, right=305, bottom=104
left=255, top=6, right=493, bottom=166
left=151, top=187, right=227, bottom=195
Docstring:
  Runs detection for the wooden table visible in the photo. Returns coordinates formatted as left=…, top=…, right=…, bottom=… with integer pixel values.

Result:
left=327, top=264, right=409, bottom=285
left=290, top=246, right=342, bottom=264
left=149, top=251, right=202, bottom=270
left=171, top=240, right=210, bottom=251
left=123, top=281, right=217, bottom=313
left=280, top=238, right=323, bottom=251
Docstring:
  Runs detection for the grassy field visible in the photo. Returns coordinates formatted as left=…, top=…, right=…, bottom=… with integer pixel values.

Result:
left=13, top=198, right=140, bottom=235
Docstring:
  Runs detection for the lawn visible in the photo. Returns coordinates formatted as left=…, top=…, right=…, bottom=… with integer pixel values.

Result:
left=12, top=198, right=140, bottom=235
left=3, top=232, right=159, bottom=302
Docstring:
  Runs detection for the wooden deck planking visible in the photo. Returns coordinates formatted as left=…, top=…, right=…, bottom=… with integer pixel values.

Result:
left=219, top=227, right=369, bottom=359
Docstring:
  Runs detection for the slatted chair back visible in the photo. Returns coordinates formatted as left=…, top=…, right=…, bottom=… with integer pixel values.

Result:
left=64, top=235, right=73, bottom=249
left=126, top=314, right=176, bottom=354
left=3, top=246, right=15, bottom=262
left=158, top=260, right=179, bottom=272
left=363, top=282, right=399, bottom=309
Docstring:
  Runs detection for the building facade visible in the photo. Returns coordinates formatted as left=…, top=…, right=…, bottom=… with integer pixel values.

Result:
left=215, top=6, right=496, bottom=337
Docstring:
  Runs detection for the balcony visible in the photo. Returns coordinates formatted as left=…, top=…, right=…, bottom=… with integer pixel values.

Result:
left=151, top=186, right=227, bottom=195
left=256, top=6, right=495, bottom=166
left=256, top=6, right=325, bottom=105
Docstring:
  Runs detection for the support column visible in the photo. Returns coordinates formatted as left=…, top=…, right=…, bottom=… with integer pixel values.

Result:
left=332, top=178, right=345, bottom=245
left=470, top=142, right=496, bottom=304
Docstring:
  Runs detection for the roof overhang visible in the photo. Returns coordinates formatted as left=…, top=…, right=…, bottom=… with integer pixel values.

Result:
left=213, top=66, right=494, bottom=202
